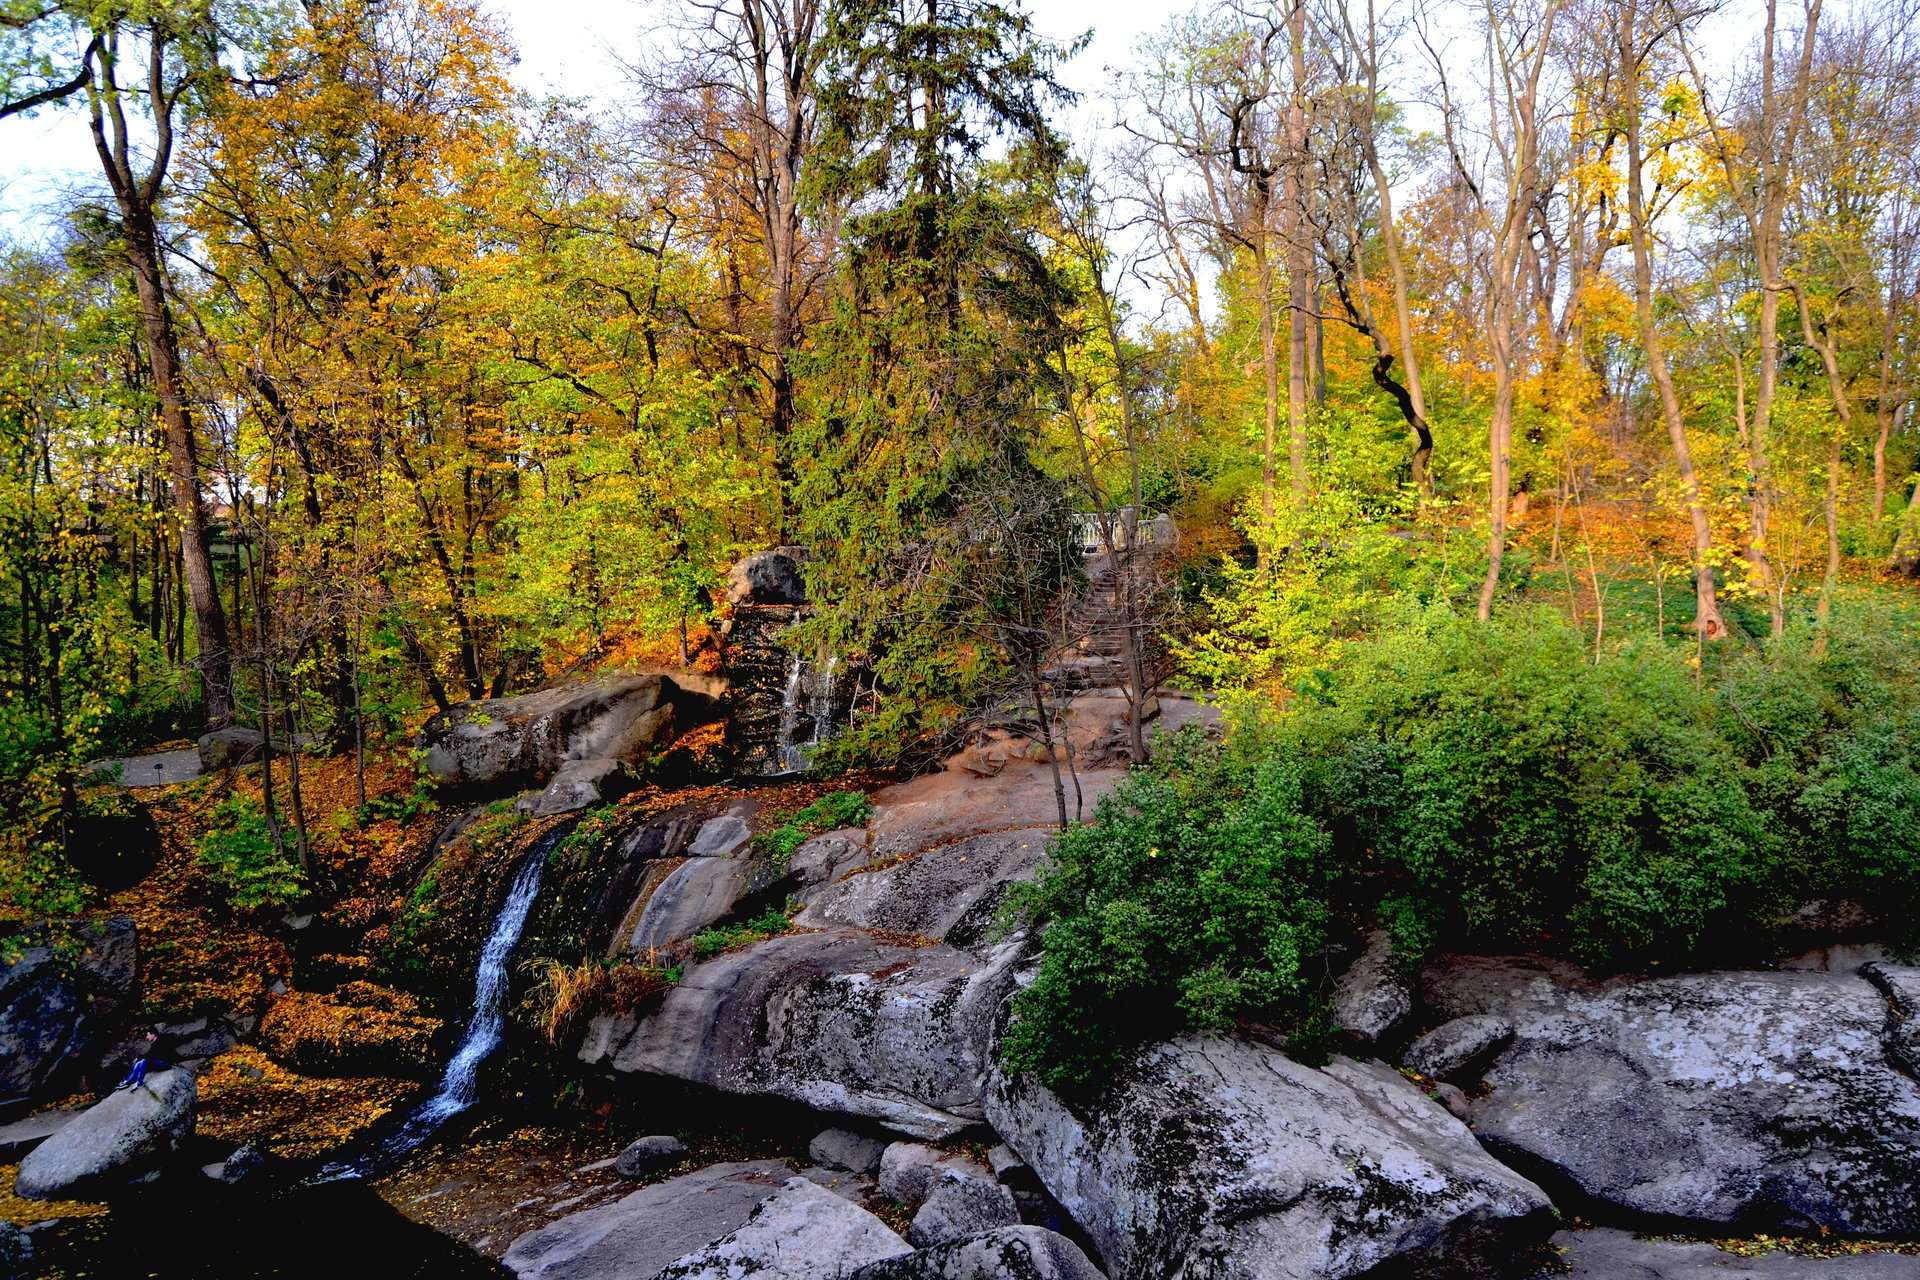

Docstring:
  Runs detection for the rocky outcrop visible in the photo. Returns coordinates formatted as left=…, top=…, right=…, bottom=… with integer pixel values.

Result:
left=1542, top=1227, right=1918, bottom=1278
left=1402, top=1014, right=1514, bottom=1084
left=15, top=1066, right=195, bottom=1199
left=908, top=1168, right=1021, bottom=1247
left=1329, top=930, right=1412, bottom=1047
left=421, top=674, right=718, bottom=810
left=879, top=1143, right=995, bottom=1207
left=588, top=931, right=1023, bottom=1140
left=1421, top=956, right=1920, bottom=1235
left=985, top=1036, right=1553, bottom=1280
left=866, top=768, right=1125, bottom=859
left=625, top=858, right=753, bottom=953
left=0, top=917, right=137, bottom=1112
left=810, top=1127, right=887, bottom=1173
left=727, top=549, right=808, bottom=607
left=504, top=1159, right=792, bottom=1280
left=849, top=1229, right=1106, bottom=1280
left=794, top=830, right=1052, bottom=947
left=653, top=1177, right=908, bottom=1280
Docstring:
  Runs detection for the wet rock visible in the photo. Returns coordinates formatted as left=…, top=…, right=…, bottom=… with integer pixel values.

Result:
left=421, top=674, right=715, bottom=795
left=614, top=1134, right=688, bottom=1178
left=594, top=931, right=1022, bottom=1140
left=0, top=918, right=138, bottom=1111
left=907, top=1168, right=1020, bottom=1248
left=686, top=815, right=752, bottom=858
left=1330, top=930, right=1412, bottom=1046
left=1540, top=1227, right=1918, bottom=1278
left=795, top=830, right=1051, bottom=948
left=727, top=549, right=808, bottom=607
left=201, top=1143, right=265, bottom=1183
left=1401, top=1014, right=1514, bottom=1084
left=1424, top=956, right=1920, bottom=1235
left=986, top=1036, right=1552, bottom=1280
left=848, top=1228, right=1105, bottom=1280
left=810, top=1127, right=887, bottom=1173
left=652, top=1177, right=907, bottom=1280
left=16, top=1067, right=195, bottom=1199
left=627, top=858, right=752, bottom=952
left=504, top=1159, right=791, bottom=1280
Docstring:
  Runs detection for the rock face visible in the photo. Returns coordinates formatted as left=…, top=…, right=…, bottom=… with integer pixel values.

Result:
left=986, top=1036, right=1553, bottom=1280
left=810, top=1127, right=887, bottom=1174
left=1329, top=930, right=1412, bottom=1046
left=15, top=1067, right=195, bottom=1199
left=794, top=830, right=1052, bottom=947
left=590, top=931, right=1022, bottom=1140
left=727, top=550, right=808, bottom=607
left=504, top=1159, right=792, bottom=1280
left=1422, top=956, right=1920, bottom=1235
left=1541, top=1228, right=1919, bottom=1279
left=866, top=767, right=1125, bottom=860
left=615, top=1134, right=688, bottom=1178
left=879, top=1143, right=993, bottom=1207
left=0, top=917, right=138, bottom=1111
left=849, top=1228, right=1106, bottom=1280
left=653, top=1177, right=908, bottom=1280
left=420, top=674, right=716, bottom=807
left=626, top=858, right=753, bottom=953
left=1402, top=1014, right=1514, bottom=1084
left=908, top=1168, right=1021, bottom=1247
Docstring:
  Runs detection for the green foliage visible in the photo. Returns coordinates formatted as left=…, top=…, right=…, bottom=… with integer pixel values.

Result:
left=1002, top=729, right=1335, bottom=1091
left=195, top=793, right=306, bottom=910
left=1005, top=602, right=1920, bottom=1087
left=356, top=748, right=439, bottom=825
left=688, top=905, right=795, bottom=960
left=753, top=789, right=874, bottom=869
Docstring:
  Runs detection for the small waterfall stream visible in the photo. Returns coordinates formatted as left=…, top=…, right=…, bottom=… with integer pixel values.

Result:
left=771, top=652, right=842, bottom=774
left=317, top=829, right=556, bottom=1180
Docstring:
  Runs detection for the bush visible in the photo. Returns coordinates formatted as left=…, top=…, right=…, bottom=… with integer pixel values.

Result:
left=689, top=905, right=795, bottom=960
left=753, top=790, right=873, bottom=869
left=526, top=955, right=679, bottom=1046
left=1001, top=731, right=1336, bottom=1092
left=1002, top=602, right=1920, bottom=1087
left=196, top=794, right=306, bottom=910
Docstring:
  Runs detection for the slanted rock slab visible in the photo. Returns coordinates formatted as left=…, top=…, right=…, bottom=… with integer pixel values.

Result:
left=1424, top=956, right=1920, bottom=1235
left=986, top=1035, right=1553, bottom=1280
left=15, top=1067, right=195, bottom=1199
left=504, top=1159, right=791, bottom=1280
left=1401, top=1014, right=1515, bottom=1084
left=849, top=1228, right=1106, bottom=1280
left=604, top=931, right=1022, bottom=1139
left=652, top=1177, right=908, bottom=1280
left=1330, top=930, right=1412, bottom=1046
left=794, top=830, right=1052, bottom=948
left=1540, top=1228, right=1919, bottom=1279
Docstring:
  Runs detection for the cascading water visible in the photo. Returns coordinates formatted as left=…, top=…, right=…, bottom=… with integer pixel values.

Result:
left=315, top=830, right=555, bottom=1180
left=771, top=652, right=842, bottom=774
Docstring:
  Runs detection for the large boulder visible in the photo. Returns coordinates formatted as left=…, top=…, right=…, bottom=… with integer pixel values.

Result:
left=794, top=830, right=1053, bottom=947
left=1423, top=956, right=1920, bottom=1235
left=421, top=674, right=717, bottom=804
left=908, top=1168, right=1021, bottom=1248
left=625, top=858, right=754, bottom=953
left=653, top=1177, right=908, bottom=1280
left=0, top=917, right=137, bottom=1112
left=849, top=1229, right=1105, bottom=1280
left=727, top=549, right=808, bottom=607
left=985, top=1036, right=1553, bottom=1280
left=504, top=1159, right=792, bottom=1280
left=865, top=767, right=1126, bottom=860
left=15, top=1066, right=195, bottom=1199
left=1542, top=1227, right=1918, bottom=1279
left=1329, top=930, right=1412, bottom=1047
left=590, top=931, right=1023, bottom=1139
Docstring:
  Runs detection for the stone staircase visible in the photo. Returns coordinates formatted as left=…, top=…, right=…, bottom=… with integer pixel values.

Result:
left=1044, top=548, right=1167, bottom=694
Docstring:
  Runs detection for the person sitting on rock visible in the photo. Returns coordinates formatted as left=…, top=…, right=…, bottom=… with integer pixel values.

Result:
left=115, top=1032, right=167, bottom=1090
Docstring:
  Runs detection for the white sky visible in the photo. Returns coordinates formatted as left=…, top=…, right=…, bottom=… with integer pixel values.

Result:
left=0, top=0, right=1170, bottom=237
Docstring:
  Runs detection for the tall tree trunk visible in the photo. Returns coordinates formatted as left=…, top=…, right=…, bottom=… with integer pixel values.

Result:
left=1257, top=235, right=1280, bottom=559
left=1284, top=0, right=1311, bottom=503
left=1620, top=0, right=1726, bottom=638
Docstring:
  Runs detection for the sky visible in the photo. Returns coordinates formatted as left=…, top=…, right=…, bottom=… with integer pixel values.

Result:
left=0, top=0, right=1171, bottom=237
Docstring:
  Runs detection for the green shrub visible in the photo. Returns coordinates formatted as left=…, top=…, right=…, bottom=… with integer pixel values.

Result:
left=196, top=794, right=306, bottom=910
left=1001, top=602, right=1920, bottom=1088
left=1001, top=731, right=1336, bottom=1091
left=753, top=790, right=874, bottom=870
left=689, top=905, right=795, bottom=960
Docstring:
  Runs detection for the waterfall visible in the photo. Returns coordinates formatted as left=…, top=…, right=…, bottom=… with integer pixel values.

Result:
left=315, top=830, right=554, bottom=1180
left=769, top=651, right=843, bottom=774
